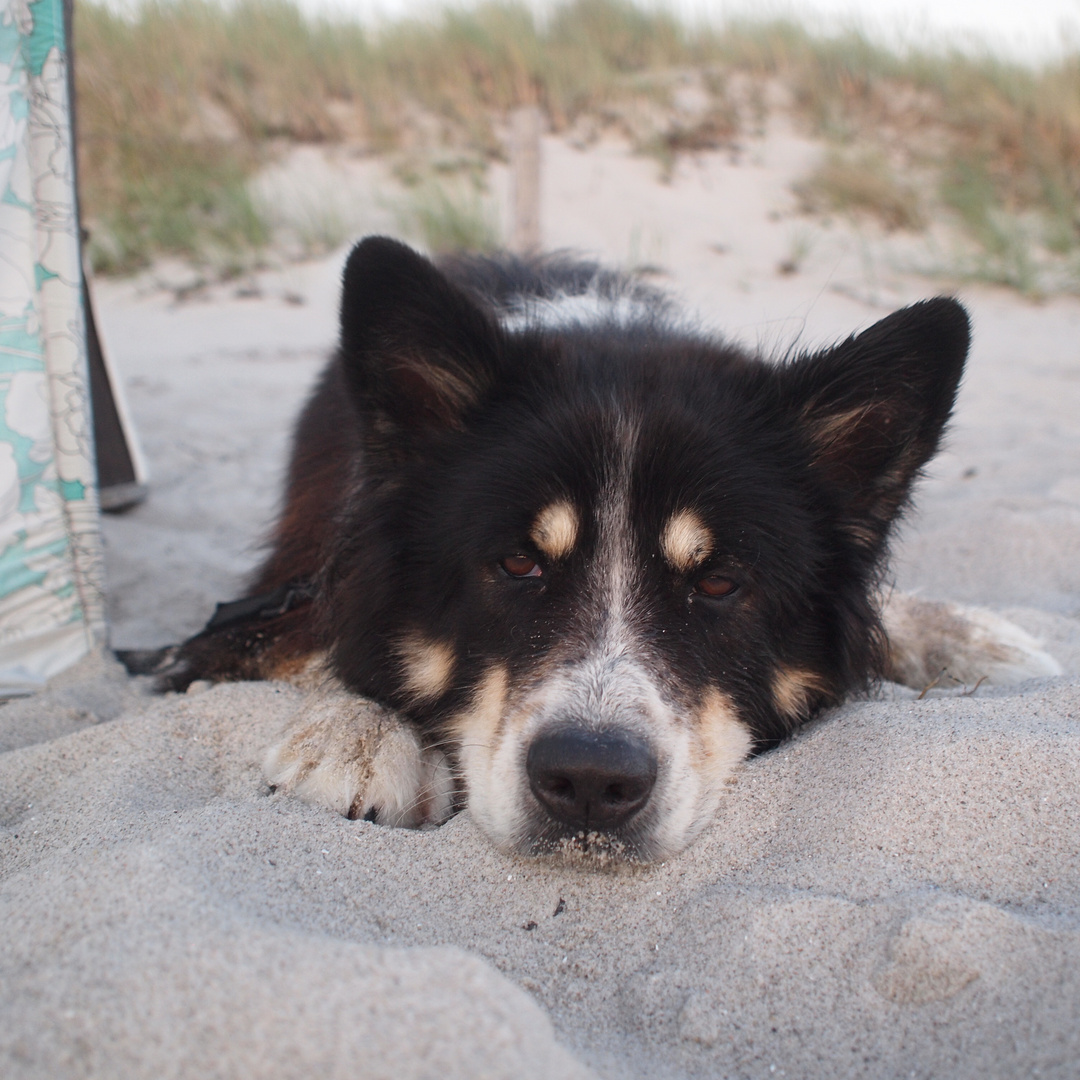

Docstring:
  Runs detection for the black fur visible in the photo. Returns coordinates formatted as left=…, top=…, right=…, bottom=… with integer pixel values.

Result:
left=161, top=235, right=968, bottom=758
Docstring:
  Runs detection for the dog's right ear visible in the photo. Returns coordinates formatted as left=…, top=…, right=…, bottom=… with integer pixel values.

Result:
left=778, top=297, right=969, bottom=554
left=337, top=236, right=503, bottom=442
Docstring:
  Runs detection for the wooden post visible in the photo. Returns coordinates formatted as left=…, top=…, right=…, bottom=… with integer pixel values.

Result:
left=510, top=106, right=542, bottom=254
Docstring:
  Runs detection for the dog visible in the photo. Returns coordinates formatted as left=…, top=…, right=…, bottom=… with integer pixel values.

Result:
left=140, top=236, right=1060, bottom=862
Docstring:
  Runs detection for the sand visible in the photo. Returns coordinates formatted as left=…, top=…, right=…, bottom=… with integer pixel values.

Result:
left=2, top=130, right=1080, bottom=1079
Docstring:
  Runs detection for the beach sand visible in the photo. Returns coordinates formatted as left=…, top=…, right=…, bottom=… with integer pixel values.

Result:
left=2, top=131, right=1079, bottom=1078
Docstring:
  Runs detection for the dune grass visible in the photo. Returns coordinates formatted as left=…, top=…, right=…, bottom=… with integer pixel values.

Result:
left=394, top=179, right=502, bottom=254
left=73, top=0, right=1080, bottom=290
left=793, top=149, right=925, bottom=232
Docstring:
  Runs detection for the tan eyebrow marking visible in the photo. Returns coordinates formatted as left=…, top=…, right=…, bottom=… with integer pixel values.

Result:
left=530, top=500, right=579, bottom=560
left=660, top=509, right=713, bottom=572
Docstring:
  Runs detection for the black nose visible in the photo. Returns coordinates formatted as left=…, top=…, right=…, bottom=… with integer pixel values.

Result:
left=526, top=728, right=658, bottom=831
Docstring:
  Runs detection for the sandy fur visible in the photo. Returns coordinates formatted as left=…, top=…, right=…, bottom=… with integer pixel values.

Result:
left=264, top=677, right=455, bottom=827
left=881, top=592, right=1062, bottom=691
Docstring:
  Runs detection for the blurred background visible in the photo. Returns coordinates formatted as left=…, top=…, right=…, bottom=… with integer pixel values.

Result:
left=67, top=0, right=1080, bottom=650
left=75, top=0, right=1080, bottom=295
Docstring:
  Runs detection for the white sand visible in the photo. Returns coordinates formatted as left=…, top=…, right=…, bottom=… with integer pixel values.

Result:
left=3, top=132, right=1080, bottom=1078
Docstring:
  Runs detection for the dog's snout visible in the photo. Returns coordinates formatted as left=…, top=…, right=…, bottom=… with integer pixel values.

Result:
left=526, top=728, right=657, bottom=831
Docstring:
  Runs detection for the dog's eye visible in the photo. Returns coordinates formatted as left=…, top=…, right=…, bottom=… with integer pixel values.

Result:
left=696, top=574, right=738, bottom=598
left=500, top=555, right=542, bottom=578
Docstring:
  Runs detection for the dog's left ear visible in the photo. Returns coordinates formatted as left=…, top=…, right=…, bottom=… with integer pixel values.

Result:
left=337, top=236, right=504, bottom=442
left=781, top=297, right=969, bottom=548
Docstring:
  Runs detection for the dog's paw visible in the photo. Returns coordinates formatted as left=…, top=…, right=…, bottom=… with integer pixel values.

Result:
left=264, top=685, right=456, bottom=827
left=882, top=593, right=1063, bottom=690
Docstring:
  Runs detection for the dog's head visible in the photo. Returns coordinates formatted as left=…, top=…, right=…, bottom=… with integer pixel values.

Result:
left=325, top=237, right=969, bottom=861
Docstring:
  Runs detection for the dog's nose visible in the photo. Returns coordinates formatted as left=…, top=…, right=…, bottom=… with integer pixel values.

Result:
left=526, top=728, right=657, bottom=831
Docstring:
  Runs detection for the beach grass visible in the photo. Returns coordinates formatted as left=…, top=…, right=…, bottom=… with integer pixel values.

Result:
left=394, top=178, right=502, bottom=254
left=73, top=0, right=1080, bottom=288
left=793, top=149, right=925, bottom=232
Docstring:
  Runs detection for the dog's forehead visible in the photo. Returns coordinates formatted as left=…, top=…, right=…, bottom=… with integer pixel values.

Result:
left=490, top=396, right=778, bottom=548
left=443, top=345, right=802, bottom=571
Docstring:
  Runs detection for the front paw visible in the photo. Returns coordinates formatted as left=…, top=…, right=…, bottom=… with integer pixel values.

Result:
left=264, top=685, right=456, bottom=827
left=882, top=593, right=1063, bottom=690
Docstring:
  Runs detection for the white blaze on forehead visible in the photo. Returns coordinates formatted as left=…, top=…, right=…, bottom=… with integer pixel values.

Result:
left=660, top=509, right=713, bottom=572
left=397, top=633, right=456, bottom=703
left=498, top=288, right=658, bottom=332
left=530, top=500, right=579, bottom=560
left=588, top=415, right=643, bottom=637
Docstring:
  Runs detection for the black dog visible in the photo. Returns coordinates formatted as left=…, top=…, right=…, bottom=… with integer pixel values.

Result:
left=147, top=236, right=1057, bottom=861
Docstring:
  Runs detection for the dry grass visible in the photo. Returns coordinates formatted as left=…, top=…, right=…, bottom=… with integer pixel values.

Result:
left=73, top=0, right=1080, bottom=289
left=794, top=150, right=925, bottom=232
left=395, top=177, right=501, bottom=254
